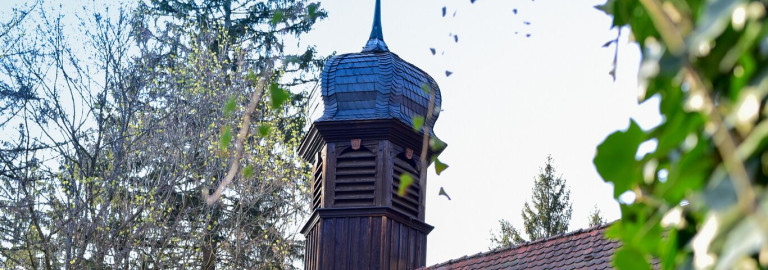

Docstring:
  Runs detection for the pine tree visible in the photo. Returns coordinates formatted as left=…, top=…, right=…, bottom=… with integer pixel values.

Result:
left=491, top=155, right=573, bottom=248
left=522, top=155, right=573, bottom=240
left=587, top=205, right=605, bottom=227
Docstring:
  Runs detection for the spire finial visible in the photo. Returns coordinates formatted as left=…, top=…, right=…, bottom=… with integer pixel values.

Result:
left=369, top=0, right=383, bottom=40
left=362, top=0, right=389, bottom=52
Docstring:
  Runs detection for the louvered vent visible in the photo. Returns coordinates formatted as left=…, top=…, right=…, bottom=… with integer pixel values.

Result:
left=333, top=146, right=376, bottom=206
left=311, top=156, right=323, bottom=210
left=392, top=153, right=420, bottom=217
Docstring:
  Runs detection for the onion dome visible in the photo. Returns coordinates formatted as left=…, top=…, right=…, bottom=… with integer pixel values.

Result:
left=314, top=0, right=442, bottom=132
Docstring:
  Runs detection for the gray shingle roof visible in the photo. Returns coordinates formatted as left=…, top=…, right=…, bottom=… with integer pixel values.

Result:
left=314, top=0, right=441, bottom=131
left=317, top=51, right=441, bottom=131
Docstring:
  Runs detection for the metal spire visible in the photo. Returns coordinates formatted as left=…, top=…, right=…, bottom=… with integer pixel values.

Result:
left=362, top=0, right=389, bottom=52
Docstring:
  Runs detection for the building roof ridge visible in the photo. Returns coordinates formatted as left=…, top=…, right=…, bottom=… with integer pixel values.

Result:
left=420, top=222, right=615, bottom=270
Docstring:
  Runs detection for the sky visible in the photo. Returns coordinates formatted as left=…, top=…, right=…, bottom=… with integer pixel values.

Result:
left=0, top=0, right=662, bottom=266
left=295, top=0, right=661, bottom=265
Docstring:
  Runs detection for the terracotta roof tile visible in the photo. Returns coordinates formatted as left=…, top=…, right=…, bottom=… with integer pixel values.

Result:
left=420, top=224, right=618, bottom=270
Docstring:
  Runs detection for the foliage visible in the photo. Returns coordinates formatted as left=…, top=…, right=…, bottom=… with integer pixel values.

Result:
left=491, top=155, right=573, bottom=248
left=595, top=0, right=768, bottom=269
left=521, top=155, right=573, bottom=241
left=588, top=205, right=606, bottom=227
left=0, top=0, right=326, bottom=269
left=489, top=220, right=525, bottom=248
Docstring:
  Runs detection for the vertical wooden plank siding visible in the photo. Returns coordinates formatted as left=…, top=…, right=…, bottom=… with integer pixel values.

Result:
left=321, top=218, right=334, bottom=270
left=334, top=218, right=346, bottom=269
left=371, top=216, right=382, bottom=269
left=302, top=138, right=432, bottom=269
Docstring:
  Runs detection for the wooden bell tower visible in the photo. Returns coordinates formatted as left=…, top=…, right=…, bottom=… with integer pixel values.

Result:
left=298, top=1, right=443, bottom=269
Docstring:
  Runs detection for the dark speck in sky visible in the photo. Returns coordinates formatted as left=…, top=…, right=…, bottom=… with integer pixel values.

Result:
left=513, top=9, right=517, bottom=14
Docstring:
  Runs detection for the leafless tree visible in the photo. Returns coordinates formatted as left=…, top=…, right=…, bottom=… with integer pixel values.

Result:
left=0, top=1, right=326, bottom=269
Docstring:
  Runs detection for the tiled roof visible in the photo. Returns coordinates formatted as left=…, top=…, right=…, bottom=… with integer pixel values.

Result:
left=421, top=224, right=619, bottom=270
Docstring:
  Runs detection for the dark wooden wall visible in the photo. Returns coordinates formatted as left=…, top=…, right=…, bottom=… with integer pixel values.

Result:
left=303, top=210, right=430, bottom=270
left=300, top=121, right=433, bottom=270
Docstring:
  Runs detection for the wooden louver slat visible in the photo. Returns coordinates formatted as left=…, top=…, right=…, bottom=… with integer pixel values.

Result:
left=334, top=146, right=376, bottom=206
left=312, top=158, right=324, bottom=210
left=392, top=154, right=420, bottom=217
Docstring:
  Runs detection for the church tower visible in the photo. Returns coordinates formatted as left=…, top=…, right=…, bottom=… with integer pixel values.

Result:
left=298, top=1, right=442, bottom=269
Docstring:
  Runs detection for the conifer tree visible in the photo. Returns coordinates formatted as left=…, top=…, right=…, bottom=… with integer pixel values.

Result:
left=491, top=155, right=572, bottom=248
left=587, top=205, right=605, bottom=227
left=521, top=155, right=573, bottom=240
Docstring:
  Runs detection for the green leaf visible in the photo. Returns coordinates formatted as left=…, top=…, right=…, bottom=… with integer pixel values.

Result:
left=412, top=115, right=425, bottom=131
left=398, top=173, right=414, bottom=197
left=219, top=125, right=233, bottom=151
left=258, top=125, right=270, bottom=137
left=613, top=247, right=652, bottom=270
left=307, top=3, right=318, bottom=19
left=421, top=84, right=431, bottom=94
left=243, top=165, right=255, bottom=178
left=594, top=120, right=645, bottom=198
left=269, top=83, right=290, bottom=109
left=246, top=70, right=258, bottom=85
left=434, top=158, right=449, bottom=175
left=429, top=137, right=447, bottom=152
left=438, top=187, right=451, bottom=200
left=271, top=10, right=284, bottom=26
left=223, top=96, right=237, bottom=117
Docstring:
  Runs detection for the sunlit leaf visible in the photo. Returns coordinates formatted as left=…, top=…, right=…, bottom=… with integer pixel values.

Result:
left=271, top=10, right=284, bottom=26
left=269, top=83, right=290, bottom=109
left=614, top=247, right=652, bottom=270
left=223, top=96, right=237, bottom=117
left=243, top=165, right=255, bottom=178
left=412, top=115, right=425, bottom=131
left=258, top=124, right=271, bottom=137
left=434, top=158, right=449, bottom=175
left=421, top=84, right=431, bottom=94
left=430, top=137, right=447, bottom=152
left=398, top=173, right=414, bottom=197
left=307, top=3, right=318, bottom=19
left=219, top=125, right=233, bottom=151
left=438, top=187, right=451, bottom=200
left=246, top=70, right=259, bottom=85
left=594, top=120, right=644, bottom=198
